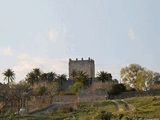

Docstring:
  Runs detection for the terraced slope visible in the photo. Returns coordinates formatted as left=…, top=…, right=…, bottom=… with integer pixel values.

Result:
left=5, top=96, right=160, bottom=120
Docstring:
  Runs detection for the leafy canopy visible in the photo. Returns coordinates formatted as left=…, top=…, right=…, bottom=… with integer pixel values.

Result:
left=120, top=64, right=156, bottom=91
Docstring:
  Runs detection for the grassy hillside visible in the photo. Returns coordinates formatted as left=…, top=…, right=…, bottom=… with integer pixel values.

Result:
left=4, top=96, right=160, bottom=120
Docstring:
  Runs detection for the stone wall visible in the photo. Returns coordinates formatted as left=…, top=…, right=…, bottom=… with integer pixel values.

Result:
left=109, top=90, right=160, bottom=99
left=52, top=95, right=78, bottom=103
left=52, top=90, right=160, bottom=103
left=69, top=58, right=95, bottom=78
left=61, top=80, right=75, bottom=92
left=78, top=89, right=108, bottom=102
left=52, top=89, right=108, bottom=103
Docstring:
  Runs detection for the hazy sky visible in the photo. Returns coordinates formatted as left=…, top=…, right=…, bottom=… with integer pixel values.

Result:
left=1, top=0, right=160, bottom=83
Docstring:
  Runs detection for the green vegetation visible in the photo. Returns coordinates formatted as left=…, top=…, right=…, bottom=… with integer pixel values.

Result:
left=1, top=64, right=160, bottom=120
left=70, top=70, right=89, bottom=87
left=97, top=71, right=112, bottom=83
left=2, top=69, right=15, bottom=86
left=68, top=82, right=84, bottom=94
left=120, top=64, right=160, bottom=91
left=3, top=96, right=160, bottom=120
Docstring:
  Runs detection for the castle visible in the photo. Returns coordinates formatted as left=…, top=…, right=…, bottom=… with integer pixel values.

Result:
left=69, top=57, right=95, bottom=79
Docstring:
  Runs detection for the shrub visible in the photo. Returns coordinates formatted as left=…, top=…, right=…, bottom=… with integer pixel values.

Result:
left=119, top=113, right=124, bottom=119
left=95, top=111, right=113, bottom=120
left=121, top=116, right=130, bottom=120
left=35, top=86, right=47, bottom=96
left=68, top=82, right=83, bottom=94
left=109, top=84, right=126, bottom=95
left=59, top=91, right=75, bottom=95
left=127, top=88, right=136, bottom=92
left=59, top=91, right=66, bottom=95
left=58, top=106, right=74, bottom=113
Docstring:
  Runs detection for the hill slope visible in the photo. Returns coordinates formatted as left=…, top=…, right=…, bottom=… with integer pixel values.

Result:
left=6, top=96, right=160, bottom=120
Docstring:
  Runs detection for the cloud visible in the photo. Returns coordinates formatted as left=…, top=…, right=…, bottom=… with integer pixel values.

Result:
left=63, top=23, right=67, bottom=34
left=13, top=54, right=68, bottom=82
left=128, top=28, right=136, bottom=40
left=28, top=28, right=59, bottom=52
left=0, top=27, right=6, bottom=37
left=48, top=28, right=58, bottom=43
left=0, top=46, right=14, bottom=57
left=17, top=53, right=30, bottom=59
left=96, top=63, right=127, bottom=81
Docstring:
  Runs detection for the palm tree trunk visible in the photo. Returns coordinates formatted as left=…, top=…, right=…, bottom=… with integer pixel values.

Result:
left=8, top=77, right=9, bottom=86
left=10, top=99, right=13, bottom=111
left=26, top=99, right=29, bottom=113
left=17, top=98, right=20, bottom=114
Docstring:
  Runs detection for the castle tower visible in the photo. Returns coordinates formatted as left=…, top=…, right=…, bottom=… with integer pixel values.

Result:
left=69, top=58, right=95, bottom=79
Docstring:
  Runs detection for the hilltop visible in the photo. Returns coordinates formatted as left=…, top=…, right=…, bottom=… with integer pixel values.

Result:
left=6, top=95, right=160, bottom=120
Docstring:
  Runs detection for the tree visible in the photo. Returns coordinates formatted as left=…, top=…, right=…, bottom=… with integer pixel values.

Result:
left=120, top=64, right=144, bottom=90
left=112, top=79, right=119, bottom=84
left=97, top=71, right=112, bottom=83
left=75, top=71, right=89, bottom=86
left=25, top=68, right=42, bottom=85
left=13, top=83, right=33, bottom=112
left=70, top=69, right=77, bottom=80
left=46, top=82, right=58, bottom=104
left=136, top=69, right=154, bottom=91
left=153, top=72, right=160, bottom=84
left=25, top=72, right=37, bottom=86
left=2, top=69, right=15, bottom=86
left=33, top=68, right=41, bottom=77
left=120, top=64, right=155, bottom=91
left=56, top=74, right=67, bottom=91
left=40, top=73, right=48, bottom=82
left=46, top=72, right=56, bottom=82
left=109, top=83, right=126, bottom=95
left=33, top=68, right=41, bottom=82
left=35, top=86, right=47, bottom=96
left=150, top=72, right=160, bottom=90
left=68, top=82, right=83, bottom=94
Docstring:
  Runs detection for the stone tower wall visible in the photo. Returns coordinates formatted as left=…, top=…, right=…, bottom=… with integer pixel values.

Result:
left=69, top=58, right=95, bottom=79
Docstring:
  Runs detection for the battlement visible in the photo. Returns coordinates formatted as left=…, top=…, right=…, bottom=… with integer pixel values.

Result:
left=69, top=57, right=94, bottom=62
left=69, top=57, right=95, bottom=79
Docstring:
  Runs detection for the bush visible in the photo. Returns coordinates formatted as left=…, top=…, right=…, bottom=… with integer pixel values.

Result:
left=59, top=91, right=75, bottom=95
left=35, top=86, right=47, bottom=96
left=68, top=82, right=83, bottom=94
left=121, top=116, right=130, bottom=120
left=95, top=111, right=113, bottom=120
left=127, top=88, right=136, bottom=92
left=59, top=91, right=66, bottom=95
left=58, top=106, right=74, bottom=113
left=109, top=84, right=126, bottom=95
left=119, top=113, right=124, bottom=119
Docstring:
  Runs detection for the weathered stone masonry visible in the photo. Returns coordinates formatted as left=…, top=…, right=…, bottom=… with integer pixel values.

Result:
left=69, top=58, right=95, bottom=79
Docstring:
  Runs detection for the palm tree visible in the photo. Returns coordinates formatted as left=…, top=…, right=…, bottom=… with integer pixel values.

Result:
left=2, top=69, right=15, bottom=86
left=25, top=72, right=37, bottom=86
left=25, top=68, right=42, bottom=86
left=56, top=74, right=67, bottom=91
left=75, top=71, right=89, bottom=87
left=40, top=73, right=48, bottom=82
left=12, top=83, right=32, bottom=113
left=97, top=71, right=112, bottom=83
left=33, top=68, right=41, bottom=81
left=47, top=72, right=57, bottom=82
left=70, top=69, right=77, bottom=80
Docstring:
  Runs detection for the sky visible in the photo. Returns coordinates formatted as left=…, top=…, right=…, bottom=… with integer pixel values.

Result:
left=1, top=0, right=160, bottom=83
